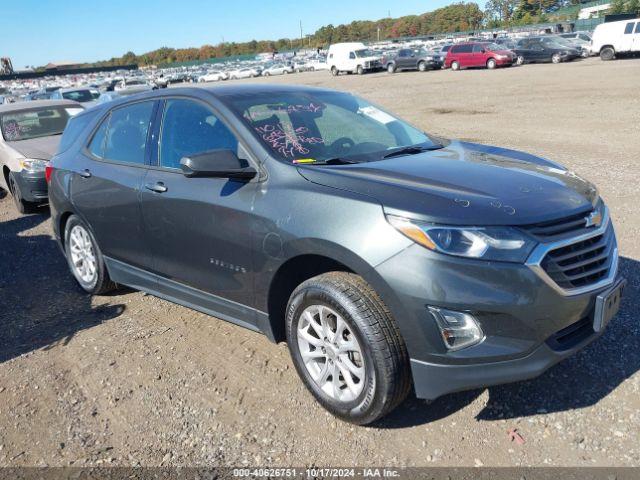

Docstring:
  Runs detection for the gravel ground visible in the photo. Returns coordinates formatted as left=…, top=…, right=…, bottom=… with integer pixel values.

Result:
left=0, top=57, right=639, bottom=468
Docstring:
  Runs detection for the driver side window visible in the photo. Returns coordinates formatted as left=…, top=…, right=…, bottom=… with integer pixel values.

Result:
left=159, top=99, right=239, bottom=170
left=349, top=52, right=356, bottom=59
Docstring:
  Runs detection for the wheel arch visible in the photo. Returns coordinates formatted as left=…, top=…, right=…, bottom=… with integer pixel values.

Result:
left=264, top=243, right=399, bottom=343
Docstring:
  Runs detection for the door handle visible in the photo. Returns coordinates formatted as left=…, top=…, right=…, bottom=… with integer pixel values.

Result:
left=145, top=182, right=167, bottom=193
left=78, top=169, right=91, bottom=178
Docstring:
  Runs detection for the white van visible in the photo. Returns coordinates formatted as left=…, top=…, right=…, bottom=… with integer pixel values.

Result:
left=326, top=42, right=382, bottom=75
left=591, top=18, right=640, bottom=60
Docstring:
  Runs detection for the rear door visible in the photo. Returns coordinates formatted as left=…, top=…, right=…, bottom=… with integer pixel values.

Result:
left=140, top=96, right=259, bottom=316
left=635, top=22, right=640, bottom=51
left=71, top=100, right=157, bottom=271
left=458, top=44, right=474, bottom=67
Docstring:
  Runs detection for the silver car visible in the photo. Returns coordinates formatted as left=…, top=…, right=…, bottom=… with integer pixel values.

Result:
left=0, top=100, right=83, bottom=213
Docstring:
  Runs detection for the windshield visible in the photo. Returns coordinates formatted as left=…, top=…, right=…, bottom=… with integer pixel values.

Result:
left=486, top=43, right=508, bottom=51
left=62, top=90, right=94, bottom=102
left=225, top=91, right=439, bottom=163
left=354, top=49, right=374, bottom=58
left=0, top=106, right=78, bottom=141
left=542, top=37, right=571, bottom=49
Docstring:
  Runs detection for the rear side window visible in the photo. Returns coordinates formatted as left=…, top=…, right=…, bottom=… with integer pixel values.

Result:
left=58, top=109, right=95, bottom=153
left=624, top=22, right=634, bottom=34
left=159, top=99, right=238, bottom=169
left=455, top=45, right=473, bottom=53
left=88, top=114, right=110, bottom=158
left=102, top=101, right=154, bottom=165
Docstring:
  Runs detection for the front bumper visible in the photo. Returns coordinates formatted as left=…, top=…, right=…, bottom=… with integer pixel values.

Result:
left=495, top=57, right=516, bottom=66
left=410, top=299, right=614, bottom=399
left=14, top=169, right=48, bottom=203
left=373, top=234, right=622, bottom=400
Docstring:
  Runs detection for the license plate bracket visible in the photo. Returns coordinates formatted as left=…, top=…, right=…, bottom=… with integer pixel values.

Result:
left=593, top=278, right=626, bottom=332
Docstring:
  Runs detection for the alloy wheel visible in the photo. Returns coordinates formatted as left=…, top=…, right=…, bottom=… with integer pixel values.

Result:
left=297, top=304, right=366, bottom=402
left=68, top=225, right=98, bottom=286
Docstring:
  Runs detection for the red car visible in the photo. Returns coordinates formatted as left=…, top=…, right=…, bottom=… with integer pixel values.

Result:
left=445, top=42, right=516, bottom=70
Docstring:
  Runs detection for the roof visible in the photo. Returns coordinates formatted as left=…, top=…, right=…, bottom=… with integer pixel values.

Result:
left=0, top=99, right=82, bottom=114
left=202, top=83, right=336, bottom=97
left=45, top=61, right=81, bottom=69
left=77, top=84, right=341, bottom=115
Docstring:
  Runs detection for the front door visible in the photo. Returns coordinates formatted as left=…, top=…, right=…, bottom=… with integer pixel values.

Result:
left=621, top=21, right=636, bottom=51
left=140, top=97, right=259, bottom=321
left=71, top=100, right=157, bottom=270
left=472, top=44, right=485, bottom=67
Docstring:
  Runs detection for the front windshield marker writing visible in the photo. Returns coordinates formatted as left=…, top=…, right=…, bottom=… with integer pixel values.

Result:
left=254, top=124, right=324, bottom=158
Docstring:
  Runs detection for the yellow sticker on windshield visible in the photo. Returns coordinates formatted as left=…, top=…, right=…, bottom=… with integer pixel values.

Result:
left=293, top=158, right=317, bottom=164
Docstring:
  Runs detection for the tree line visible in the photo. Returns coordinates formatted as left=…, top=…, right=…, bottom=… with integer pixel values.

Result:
left=85, top=0, right=607, bottom=68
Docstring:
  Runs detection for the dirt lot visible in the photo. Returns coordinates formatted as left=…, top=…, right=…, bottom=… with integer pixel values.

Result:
left=1, top=57, right=639, bottom=468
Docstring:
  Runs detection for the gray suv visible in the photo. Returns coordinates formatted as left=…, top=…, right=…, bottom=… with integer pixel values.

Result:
left=48, top=85, right=625, bottom=424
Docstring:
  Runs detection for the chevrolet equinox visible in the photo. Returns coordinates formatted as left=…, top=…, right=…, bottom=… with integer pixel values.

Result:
left=48, top=86, right=625, bottom=424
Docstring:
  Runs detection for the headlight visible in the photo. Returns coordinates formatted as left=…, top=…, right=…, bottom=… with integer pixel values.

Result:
left=19, top=159, right=48, bottom=172
left=387, top=215, right=536, bottom=262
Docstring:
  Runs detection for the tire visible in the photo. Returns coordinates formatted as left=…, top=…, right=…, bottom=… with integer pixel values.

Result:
left=451, top=61, right=460, bottom=71
left=600, top=46, right=615, bottom=61
left=551, top=53, right=561, bottom=64
left=309, top=66, right=315, bottom=72
left=516, top=55, right=525, bottom=66
left=8, top=171, right=36, bottom=214
left=487, top=58, right=497, bottom=70
left=284, top=70, right=289, bottom=74
left=418, top=61, right=427, bottom=72
left=264, top=72, right=270, bottom=76
left=387, top=63, right=396, bottom=74
left=356, top=65, right=364, bottom=75
left=64, top=215, right=116, bottom=295
left=286, top=272, right=411, bottom=425
left=331, top=66, right=338, bottom=76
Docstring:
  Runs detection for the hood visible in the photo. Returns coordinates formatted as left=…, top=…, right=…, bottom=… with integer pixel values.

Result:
left=297, top=140, right=598, bottom=226
left=6, top=135, right=62, bottom=161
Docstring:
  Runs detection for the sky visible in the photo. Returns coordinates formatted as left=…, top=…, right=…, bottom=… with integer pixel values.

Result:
left=0, top=0, right=482, bottom=69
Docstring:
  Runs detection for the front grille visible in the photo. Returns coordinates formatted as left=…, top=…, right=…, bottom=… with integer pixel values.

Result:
left=540, top=223, right=615, bottom=289
left=522, top=210, right=590, bottom=240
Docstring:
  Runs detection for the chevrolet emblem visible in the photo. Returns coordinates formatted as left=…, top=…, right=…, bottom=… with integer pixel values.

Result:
left=585, top=210, right=603, bottom=228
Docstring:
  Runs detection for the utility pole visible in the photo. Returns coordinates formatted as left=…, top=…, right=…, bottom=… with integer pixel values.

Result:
left=377, top=26, right=380, bottom=42
left=299, top=20, right=303, bottom=49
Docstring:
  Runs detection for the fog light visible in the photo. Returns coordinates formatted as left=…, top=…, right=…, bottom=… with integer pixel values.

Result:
left=428, top=307, right=484, bottom=351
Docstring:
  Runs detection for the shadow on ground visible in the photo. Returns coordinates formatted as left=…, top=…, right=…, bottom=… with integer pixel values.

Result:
left=376, top=256, right=640, bottom=429
left=0, top=211, right=125, bottom=363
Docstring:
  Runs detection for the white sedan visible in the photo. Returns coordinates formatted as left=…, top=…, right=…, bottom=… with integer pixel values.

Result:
left=262, top=63, right=294, bottom=76
left=228, top=68, right=261, bottom=80
left=198, top=71, right=228, bottom=83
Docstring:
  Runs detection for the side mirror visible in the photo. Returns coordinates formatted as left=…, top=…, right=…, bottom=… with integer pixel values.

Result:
left=180, top=150, right=257, bottom=180
left=480, top=49, right=486, bottom=53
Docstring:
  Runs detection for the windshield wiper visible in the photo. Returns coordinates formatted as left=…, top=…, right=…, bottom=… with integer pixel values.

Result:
left=382, top=144, right=443, bottom=159
left=295, top=157, right=359, bottom=166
